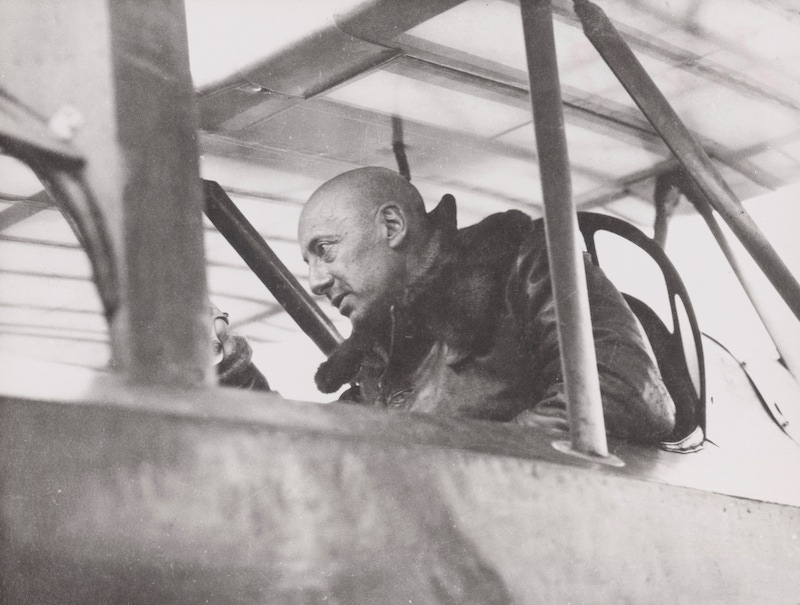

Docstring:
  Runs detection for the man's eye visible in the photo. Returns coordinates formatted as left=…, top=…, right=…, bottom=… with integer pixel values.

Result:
left=316, top=242, right=334, bottom=258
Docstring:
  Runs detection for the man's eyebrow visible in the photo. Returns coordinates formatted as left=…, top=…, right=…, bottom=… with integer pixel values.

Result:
left=302, top=235, right=325, bottom=260
left=305, top=236, right=321, bottom=252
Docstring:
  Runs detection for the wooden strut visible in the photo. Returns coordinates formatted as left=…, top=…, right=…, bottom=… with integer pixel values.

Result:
left=520, top=0, right=610, bottom=458
left=573, top=0, right=800, bottom=324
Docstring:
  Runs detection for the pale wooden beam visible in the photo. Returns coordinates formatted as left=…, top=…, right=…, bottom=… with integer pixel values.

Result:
left=1, top=0, right=211, bottom=386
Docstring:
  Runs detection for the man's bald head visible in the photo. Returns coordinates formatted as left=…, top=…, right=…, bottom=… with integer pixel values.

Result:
left=298, top=167, right=432, bottom=329
left=301, top=167, right=427, bottom=229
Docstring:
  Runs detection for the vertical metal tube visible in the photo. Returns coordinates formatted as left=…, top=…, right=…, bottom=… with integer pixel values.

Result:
left=573, top=0, right=800, bottom=323
left=520, top=0, right=609, bottom=457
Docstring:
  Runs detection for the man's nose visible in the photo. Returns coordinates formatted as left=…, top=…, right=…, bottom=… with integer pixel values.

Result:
left=308, top=260, right=333, bottom=296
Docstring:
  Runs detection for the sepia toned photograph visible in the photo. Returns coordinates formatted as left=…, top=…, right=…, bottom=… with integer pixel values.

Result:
left=1, top=0, right=799, bottom=602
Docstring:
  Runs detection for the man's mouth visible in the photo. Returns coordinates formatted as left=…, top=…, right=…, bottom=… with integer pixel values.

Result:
left=331, top=293, right=347, bottom=309
left=331, top=293, right=353, bottom=317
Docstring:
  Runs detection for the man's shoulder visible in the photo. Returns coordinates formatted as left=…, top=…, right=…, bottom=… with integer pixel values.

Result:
left=456, top=209, right=537, bottom=244
left=457, top=209, right=537, bottom=239
left=454, top=210, right=541, bottom=265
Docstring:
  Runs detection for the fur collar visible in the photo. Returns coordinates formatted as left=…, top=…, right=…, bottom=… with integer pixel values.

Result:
left=314, top=195, right=534, bottom=394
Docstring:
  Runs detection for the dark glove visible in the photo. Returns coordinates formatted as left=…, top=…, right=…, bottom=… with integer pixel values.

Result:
left=216, top=334, right=271, bottom=391
left=210, top=304, right=270, bottom=391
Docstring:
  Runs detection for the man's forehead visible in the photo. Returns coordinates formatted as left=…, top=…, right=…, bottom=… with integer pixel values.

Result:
left=299, top=203, right=351, bottom=242
left=299, top=173, right=384, bottom=245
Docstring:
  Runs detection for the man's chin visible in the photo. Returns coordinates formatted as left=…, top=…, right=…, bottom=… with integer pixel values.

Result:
left=348, top=305, right=390, bottom=333
left=339, top=302, right=360, bottom=325
left=342, top=306, right=368, bottom=328
left=347, top=310, right=366, bottom=329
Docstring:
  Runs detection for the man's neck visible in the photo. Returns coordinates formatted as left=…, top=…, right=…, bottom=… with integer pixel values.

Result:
left=403, top=230, right=445, bottom=294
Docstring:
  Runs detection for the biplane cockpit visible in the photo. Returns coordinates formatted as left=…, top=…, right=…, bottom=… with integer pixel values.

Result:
left=1, top=0, right=799, bottom=602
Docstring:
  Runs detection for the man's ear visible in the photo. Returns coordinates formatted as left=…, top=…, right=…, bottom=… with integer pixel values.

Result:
left=376, top=203, right=408, bottom=249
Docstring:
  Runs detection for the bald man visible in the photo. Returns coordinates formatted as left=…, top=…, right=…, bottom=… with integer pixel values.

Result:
left=299, top=167, right=432, bottom=331
left=293, top=167, right=677, bottom=445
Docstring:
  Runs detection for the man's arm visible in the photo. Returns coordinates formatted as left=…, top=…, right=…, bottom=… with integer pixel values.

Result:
left=508, top=233, right=676, bottom=444
left=217, top=334, right=271, bottom=391
left=212, top=305, right=271, bottom=392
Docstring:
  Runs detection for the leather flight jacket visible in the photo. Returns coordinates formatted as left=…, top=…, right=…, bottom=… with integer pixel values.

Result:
left=316, top=196, right=676, bottom=445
